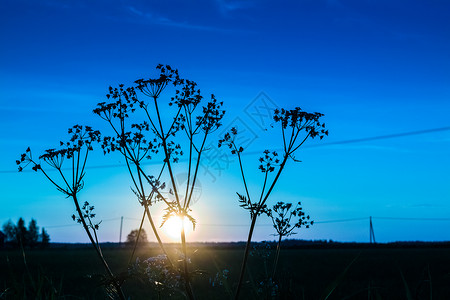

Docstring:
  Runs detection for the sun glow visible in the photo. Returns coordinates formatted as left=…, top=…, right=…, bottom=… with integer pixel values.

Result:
left=162, top=216, right=193, bottom=241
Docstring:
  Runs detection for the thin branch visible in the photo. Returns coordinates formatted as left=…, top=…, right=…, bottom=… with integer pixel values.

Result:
left=185, top=131, right=208, bottom=210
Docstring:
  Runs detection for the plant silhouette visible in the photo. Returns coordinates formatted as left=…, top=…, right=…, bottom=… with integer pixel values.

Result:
left=17, top=126, right=126, bottom=299
left=268, top=201, right=313, bottom=281
left=219, top=107, right=327, bottom=298
left=17, top=65, right=326, bottom=299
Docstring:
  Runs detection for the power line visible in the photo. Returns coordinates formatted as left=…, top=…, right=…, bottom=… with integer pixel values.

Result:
left=373, top=217, right=450, bottom=221
left=304, top=126, right=450, bottom=148
left=3, top=126, right=450, bottom=174
left=42, top=215, right=450, bottom=229
left=43, top=217, right=122, bottom=229
left=314, top=217, right=368, bottom=224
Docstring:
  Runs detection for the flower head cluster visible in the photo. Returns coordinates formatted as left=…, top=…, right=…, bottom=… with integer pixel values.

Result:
left=268, top=201, right=313, bottom=238
left=101, top=121, right=159, bottom=161
left=72, top=201, right=101, bottom=230
left=16, top=125, right=100, bottom=173
left=164, top=140, right=183, bottom=163
left=93, top=85, right=137, bottom=121
left=218, top=127, right=243, bottom=154
left=170, top=79, right=202, bottom=108
left=135, top=64, right=181, bottom=99
left=258, top=150, right=280, bottom=173
left=16, top=147, right=39, bottom=172
left=273, top=107, right=328, bottom=139
left=62, top=125, right=101, bottom=155
left=196, top=95, right=225, bottom=133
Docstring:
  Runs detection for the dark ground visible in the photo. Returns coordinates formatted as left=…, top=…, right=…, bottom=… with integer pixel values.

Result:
left=1, top=241, right=450, bottom=299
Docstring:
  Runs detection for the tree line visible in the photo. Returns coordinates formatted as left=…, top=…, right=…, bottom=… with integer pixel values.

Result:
left=1, top=218, right=50, bottom=248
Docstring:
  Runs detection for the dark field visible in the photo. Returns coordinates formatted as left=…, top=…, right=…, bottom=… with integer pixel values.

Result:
left=2, top=243, right=450, bottom=299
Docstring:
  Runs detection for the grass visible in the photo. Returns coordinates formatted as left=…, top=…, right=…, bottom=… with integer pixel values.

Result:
left=1, top=244, right=450, bottom=299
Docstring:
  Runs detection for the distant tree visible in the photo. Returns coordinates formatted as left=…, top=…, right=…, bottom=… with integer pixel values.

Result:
left=16, top=218, right=28, bottom=247
left=41, top=228, right=50, bottom=248
left=1, top=218, right=50, bottom=248
left=0, top=230, right=5, bottom=248
left=126, top=228, right=148, bottom=246
left=2, top=220, right=16, bottom=243
left=27, top=218, right=39, bottom=248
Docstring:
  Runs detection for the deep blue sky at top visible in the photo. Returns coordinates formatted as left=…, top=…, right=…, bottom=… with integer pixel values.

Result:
left=1, top=0, right=449, bottom=243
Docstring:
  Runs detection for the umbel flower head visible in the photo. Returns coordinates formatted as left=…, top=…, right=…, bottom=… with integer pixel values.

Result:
left=16, top=125, right=100, bottom=171
left=268, top=201, right=313, bottom=237
left=273, top=107, right=328, bottom=139
left=135, top=64, right=181, bottom=99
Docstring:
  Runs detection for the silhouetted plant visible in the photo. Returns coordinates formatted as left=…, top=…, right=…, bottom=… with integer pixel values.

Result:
left=16, top=125, right=126, bottom=300
left=94, top=64, right=225, bottom=300
left=3, top=246, right=64, bottom=299
left=219, top=107, right=327, bottom=299
left=94, top=81, right=173, bottom=269
left=17, top=65, right=328, bottom=300
left=129, top=255, right=184, bottom=299
left=267, top=201, right=313, bottom=280
left=248, top=241, right=276, bottom=298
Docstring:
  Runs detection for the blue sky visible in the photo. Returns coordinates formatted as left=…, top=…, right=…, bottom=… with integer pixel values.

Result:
left=1, top=0, right=449, bottom=243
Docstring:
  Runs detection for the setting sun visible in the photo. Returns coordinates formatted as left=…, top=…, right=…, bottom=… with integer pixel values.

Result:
left=162, top=216, right=193, bottom=241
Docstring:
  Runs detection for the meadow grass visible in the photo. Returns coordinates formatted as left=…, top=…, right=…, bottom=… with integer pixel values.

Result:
left=2, top=244, right=450, bottom=299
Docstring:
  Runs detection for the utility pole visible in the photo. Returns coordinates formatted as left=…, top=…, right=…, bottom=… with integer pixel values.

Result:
left=369, top=216, right=376, bottom=244
left=119, top=216, right=123, bottom=245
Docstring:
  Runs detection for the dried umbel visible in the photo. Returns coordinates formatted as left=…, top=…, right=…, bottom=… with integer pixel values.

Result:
left=219, top=107, right=327, bottom=299
left=93, top=65, right=226, bottom=300
left=94, top=85, right=138, bottom=121
left=268, top=201, right=313, bottom=238
left=273, top=107, right=328, bottom=140
left=17, top=125, right=100, bottom=195
left=196, top=95, right=225, bottom=133
left=16, top=125, right=126, bottom=299
left=258, top=150, right=280, bottom=173
left=267, top=201, right=313, bottom=284
left=218, top=126, right=242, bottom=154
left=17, top=125, right=100, bottom=173
left=135, top=64, right=181, bottom=99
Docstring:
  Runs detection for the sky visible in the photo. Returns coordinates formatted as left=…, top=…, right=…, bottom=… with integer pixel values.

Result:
left=1, top=0, right=449, bottom=244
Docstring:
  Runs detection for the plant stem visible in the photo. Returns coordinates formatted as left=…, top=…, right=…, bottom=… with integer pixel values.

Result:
left=135, top=163, right=174, bottom=268
left=145, top=205, right=175, bottom=268
left=234, top=214, right=257, bottom=300
left=153, top=96, right=181, bottom=209
left=235, top=154, right=288, bottom=299
left=184, top=132, right=208, bottom=210
left=72, top=194, right=126, bottom=300
left=127, top=208, right=147, bottom=266
left=181, top=222, right=195, bottom=300
left=272, top=235, right=283, bottom=281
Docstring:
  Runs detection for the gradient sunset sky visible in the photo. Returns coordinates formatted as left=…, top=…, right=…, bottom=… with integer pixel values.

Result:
left=1, top=0, right=449, bottom=243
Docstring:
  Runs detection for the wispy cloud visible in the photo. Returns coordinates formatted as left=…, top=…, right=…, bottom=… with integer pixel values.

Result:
left=127, top=5, right=232, bottom=32
left=215, top=0, right=255, bottom=15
